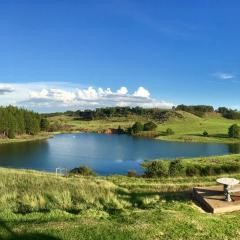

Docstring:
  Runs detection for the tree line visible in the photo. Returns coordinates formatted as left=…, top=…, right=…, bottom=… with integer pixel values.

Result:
left=43, top=105, right=240, bottom=121
left=0, top=106, right=49, bottom=138
left=175, top=105, right=240, bottom=119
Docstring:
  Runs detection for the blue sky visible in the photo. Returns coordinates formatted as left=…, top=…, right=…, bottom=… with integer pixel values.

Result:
left=0, top=0, right=240, bottom=112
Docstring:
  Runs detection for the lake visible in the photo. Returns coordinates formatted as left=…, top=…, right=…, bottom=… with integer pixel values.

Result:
left=0, top=133, right=239, bottom=175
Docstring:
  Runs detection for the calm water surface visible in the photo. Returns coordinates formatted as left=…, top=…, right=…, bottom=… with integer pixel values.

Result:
left=0, top=133, right=239, bottom=175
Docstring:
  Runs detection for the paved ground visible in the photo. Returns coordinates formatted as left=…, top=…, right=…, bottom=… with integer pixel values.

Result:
left=193, top=185, right=240, bottom=213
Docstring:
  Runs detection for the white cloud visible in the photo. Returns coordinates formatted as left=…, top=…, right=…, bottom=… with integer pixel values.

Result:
left=117, top=87, right=128, bottom=95
left=0, top=82, right=174, bottom=112
left=133, top=86, right=150, bottom=98
left=213, top=72, right=235, bottom=80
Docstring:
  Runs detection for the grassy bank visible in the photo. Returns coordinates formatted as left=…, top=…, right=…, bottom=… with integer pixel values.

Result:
left=1, top=165, right=240, bottom=239
left=48, top=111, right=240, bottom=143
left=0, top=133, right=51, bottom=145
left=142, top=154, right=240, bottom=177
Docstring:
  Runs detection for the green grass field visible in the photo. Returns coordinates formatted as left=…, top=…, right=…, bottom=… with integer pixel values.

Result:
left=1, top=155, right=240, bottom=240
left=49, top=111, right=240, bottom=143
left=156, top=111, right=240, bottom=143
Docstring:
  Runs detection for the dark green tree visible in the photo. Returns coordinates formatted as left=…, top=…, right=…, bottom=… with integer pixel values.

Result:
left=131, top=121, right=144, bottom=134
left=165, top=128, right=174, bottom=135
left=203, top=131, right=208, bottom=137
left=40, top=118, right=50, bottom=131
left=143, top=121, right=157, bottom=131
left=228, top=124, right=240, bottom=138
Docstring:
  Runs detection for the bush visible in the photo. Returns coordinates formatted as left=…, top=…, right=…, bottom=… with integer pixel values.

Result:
left=202, top=131, right=208, bottom=137
left=70, top=166, right=96, bottom=176
left=127, top=170, right=137, bottom=177
left=117, top=126, right=125, bottom=134
left=143, top=121, right=157, bottom=131
left=165, top=128, right=174, bottom=135
left=186, top=165, right=199, bottom=176
left=199, top=166, right=215, bottom=176
left=228, top=124, right=240, bottom=138
left=141, top=160, right=169, bottom=178
left=169, top=159, right=184, bottom=176
left=131, top=122, right=144, bottom=134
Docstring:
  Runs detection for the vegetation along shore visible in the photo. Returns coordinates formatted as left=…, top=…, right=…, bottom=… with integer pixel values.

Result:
left=46, top=105, right=240, bottom=144
left=2, top=104, right=240, bottom=145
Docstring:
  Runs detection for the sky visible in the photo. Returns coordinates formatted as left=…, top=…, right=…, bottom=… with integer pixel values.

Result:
left=0, top=0, right=240, bottom=112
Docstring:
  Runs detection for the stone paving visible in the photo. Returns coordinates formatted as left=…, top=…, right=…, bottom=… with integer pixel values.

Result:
left=193, top=185, right=240, bottom=213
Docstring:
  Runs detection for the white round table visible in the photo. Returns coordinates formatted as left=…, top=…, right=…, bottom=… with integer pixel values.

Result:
left=216, top=178, right=239, bottom=201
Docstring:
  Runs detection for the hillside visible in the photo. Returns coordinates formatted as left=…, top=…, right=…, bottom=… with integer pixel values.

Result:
left=1, top=166, right=240, bottom=239
left=48, top=110, right=240, bottom=143
left=156, top=111, right=240, bottom=143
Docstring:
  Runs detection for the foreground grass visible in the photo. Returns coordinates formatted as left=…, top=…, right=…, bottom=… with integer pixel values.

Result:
left=49, top=111, right=240, bottom=143
left=1, top=166, right=240, bottom=239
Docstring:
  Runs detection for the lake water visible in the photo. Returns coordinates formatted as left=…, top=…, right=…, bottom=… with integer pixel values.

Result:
left=0, top=133, right=239, bottom=175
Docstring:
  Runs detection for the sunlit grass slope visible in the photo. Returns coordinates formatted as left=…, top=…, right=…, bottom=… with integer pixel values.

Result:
left=1, top=166, right=240, bottom=239
left=49, top=111, right=240, bottom=143
left=156, top=111, right=240, bottom=143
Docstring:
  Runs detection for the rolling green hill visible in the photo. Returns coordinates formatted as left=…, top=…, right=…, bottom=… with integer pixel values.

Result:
left=48, top=110, right=240, bottom=143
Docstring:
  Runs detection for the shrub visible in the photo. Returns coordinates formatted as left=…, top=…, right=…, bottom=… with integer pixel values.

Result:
left=165, top=128, right=174, bottom=135
left=131, top=122, right=144, bottom=134
left=117, top=126, right=125, bottom=134
left=169, top=159, right=184, bottom=176
left=143, top=121, right=157, bottom=131
left=186, top=165, right=199, bottom=176
left=70, top=166, right=96, bottom=176
left=127, top=170, right=137, bottom=177
left=202, top=131, right=208, bottom=137
left=141, top=160, right=169, bottom=178
left=199, top=166, right=215, bottom=176
left=228, top=124, right=240, bottom=138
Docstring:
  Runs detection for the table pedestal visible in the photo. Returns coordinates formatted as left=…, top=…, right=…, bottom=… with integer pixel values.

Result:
left=224, top=184, right=231, bottom=202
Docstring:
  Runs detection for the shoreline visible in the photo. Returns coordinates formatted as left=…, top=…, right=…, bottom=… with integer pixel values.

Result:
left=54, top=129, right=240, bottom=144
left=0, top=152, right=240, bottom=176
left=1, top=130, right=240, bottom=146
left=0, top=133, right=53, bottom=145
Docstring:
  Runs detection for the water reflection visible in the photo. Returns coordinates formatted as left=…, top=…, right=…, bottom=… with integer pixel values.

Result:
left=0, top=133, right=238, bottom=175
left=228, top=144, right=240, bottom=154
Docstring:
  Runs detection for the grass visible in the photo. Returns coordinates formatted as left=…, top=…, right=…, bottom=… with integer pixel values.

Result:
left=156, top=111, right=240, bottom=143
left=48, top=111, right=240, bottom=143
left=0, top=133, right=51, bottom=145
left=48, top=115, right=138, bottom=133
left=1, top=163, right=240, bottom=239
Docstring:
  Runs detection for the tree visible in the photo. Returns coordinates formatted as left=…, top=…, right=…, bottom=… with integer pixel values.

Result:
left=40, top=118, right=49, bottom=131
left=203, top=131, right=208, bottom=137
left=131, top=122, right=144, bottom=134
left=165, top=128, right=174, bottom=135
left=0, top=106, right=41, bottom=138
left=143, top=121, right=157, bottom=131
left=228, top=124, right=240, bottom=138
